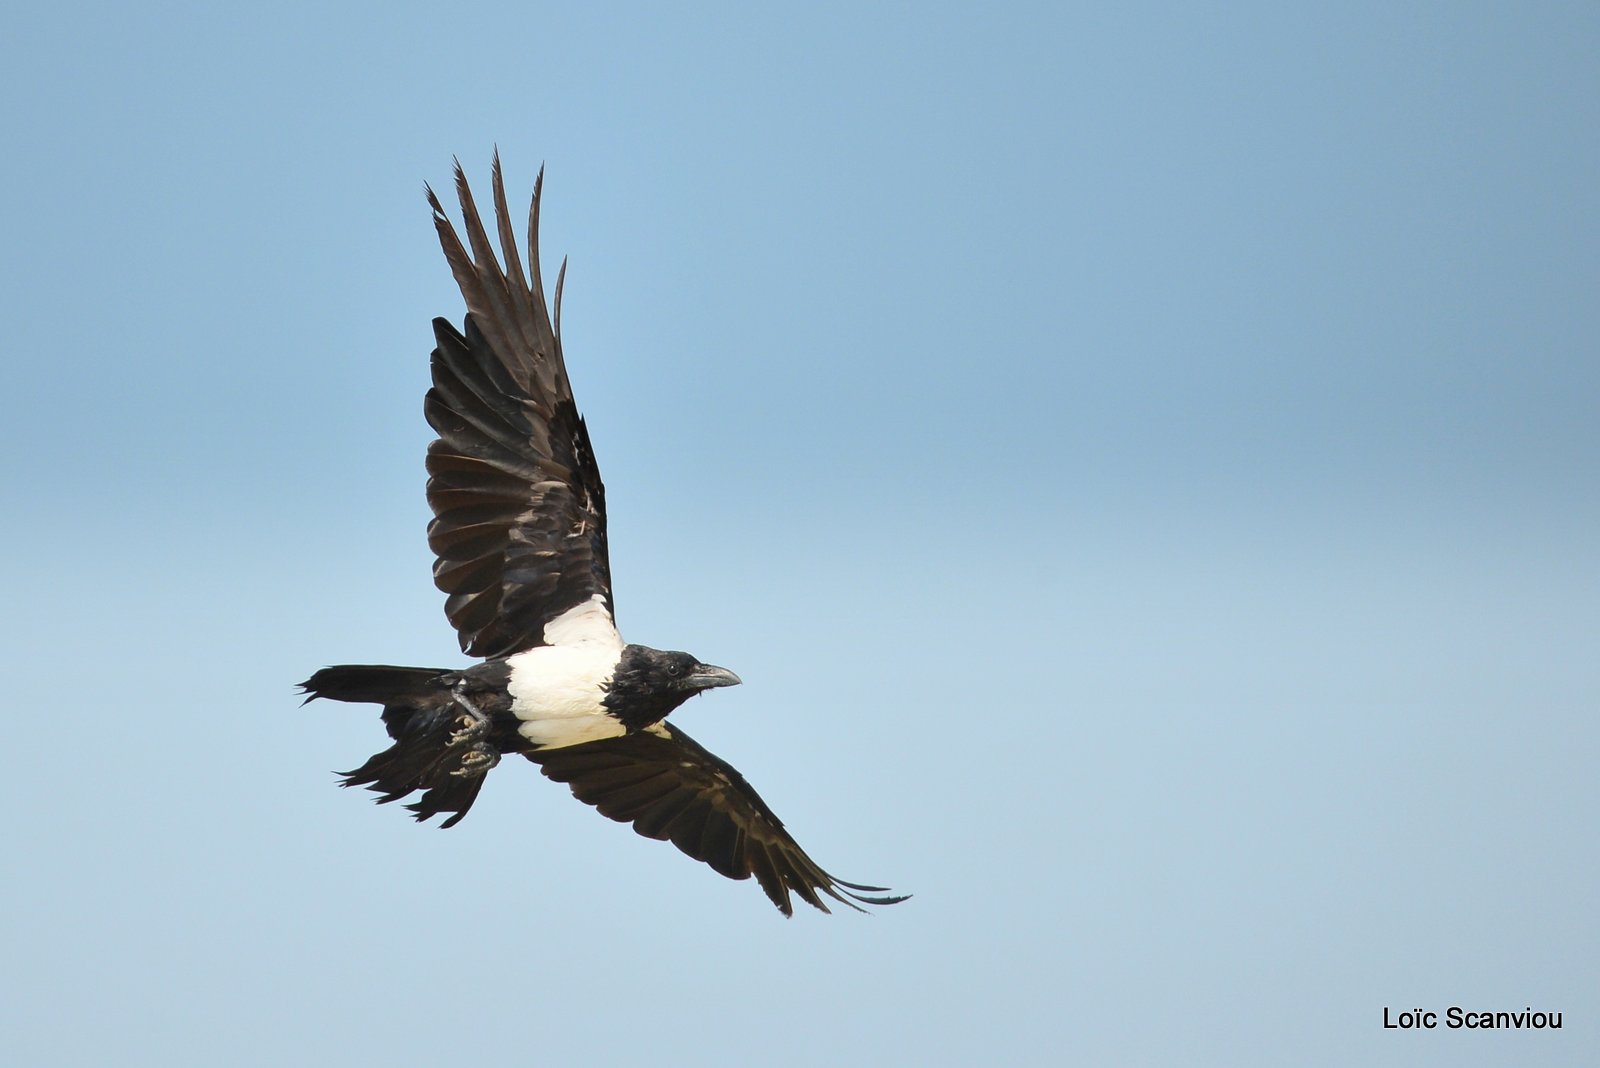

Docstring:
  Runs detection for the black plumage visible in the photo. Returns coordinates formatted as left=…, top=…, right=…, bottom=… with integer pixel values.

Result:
left=530, top=726, right=904, bottom=915
left=301, top=155, right=906, bottom=917
left=424, top=166, right=610, bottom=659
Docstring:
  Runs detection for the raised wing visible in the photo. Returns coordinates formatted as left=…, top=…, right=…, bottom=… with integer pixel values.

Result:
left=528, top=724, right=908, bottom=916
left=424, top=156, right=611, bottom=659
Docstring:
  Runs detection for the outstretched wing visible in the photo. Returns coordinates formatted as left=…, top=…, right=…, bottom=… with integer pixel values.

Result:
left=527, top=724, right=908, bottom=916
left=424, top=155, right=611, bottom=659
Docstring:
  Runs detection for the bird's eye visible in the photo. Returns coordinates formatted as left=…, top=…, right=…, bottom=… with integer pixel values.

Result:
left=667, top=664, right=682, bottom=677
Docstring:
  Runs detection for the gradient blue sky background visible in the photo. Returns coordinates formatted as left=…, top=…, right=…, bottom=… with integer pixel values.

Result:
left=4, top=3, right=1596, bottom=1065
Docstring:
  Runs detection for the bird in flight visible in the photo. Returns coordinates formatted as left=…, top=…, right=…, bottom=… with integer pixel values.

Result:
left=301, top=156, right=906, bottom=916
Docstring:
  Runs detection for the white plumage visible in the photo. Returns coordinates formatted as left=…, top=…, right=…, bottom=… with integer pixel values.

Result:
left=506, top=595, right=627, bottom=749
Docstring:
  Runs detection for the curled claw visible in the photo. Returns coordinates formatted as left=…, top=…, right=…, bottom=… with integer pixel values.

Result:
left=451, top=743, right=500, bottom=777
left=448, top=694, right=491, bottom=747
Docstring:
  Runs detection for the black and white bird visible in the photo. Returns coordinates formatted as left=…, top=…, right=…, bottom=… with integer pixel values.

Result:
left=300, top=157, right=905, bottom=916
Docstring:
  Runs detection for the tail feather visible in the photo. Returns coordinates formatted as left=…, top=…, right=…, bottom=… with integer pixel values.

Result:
left=300, top=664, right=448, bottom=712
left=300, top=664, right=492, bottom=828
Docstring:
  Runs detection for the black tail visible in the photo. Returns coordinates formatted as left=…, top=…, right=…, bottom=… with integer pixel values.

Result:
left=299, top=664, right=494, bottom=828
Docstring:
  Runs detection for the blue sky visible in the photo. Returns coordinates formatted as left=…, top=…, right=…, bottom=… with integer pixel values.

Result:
left=3, top=2, right=1596, bottom=1065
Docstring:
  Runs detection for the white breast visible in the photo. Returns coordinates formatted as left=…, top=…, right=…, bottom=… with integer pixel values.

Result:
left=506, top=595, right=627, bottom=750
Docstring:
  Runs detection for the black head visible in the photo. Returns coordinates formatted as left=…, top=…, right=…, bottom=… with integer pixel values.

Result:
left=603, top=645, right=742, bottom=731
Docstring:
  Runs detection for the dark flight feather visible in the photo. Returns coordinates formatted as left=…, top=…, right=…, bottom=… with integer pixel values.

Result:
left=423, top=154, right=610, bottom=659
left=528, top=724, right=910, bottom=917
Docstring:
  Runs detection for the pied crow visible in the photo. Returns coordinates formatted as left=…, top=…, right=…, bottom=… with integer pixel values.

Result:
left=301, top=156, right=906, bottom=917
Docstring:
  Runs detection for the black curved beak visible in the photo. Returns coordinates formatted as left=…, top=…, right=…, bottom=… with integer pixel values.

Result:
left=687, top=664, right=742, bottom=690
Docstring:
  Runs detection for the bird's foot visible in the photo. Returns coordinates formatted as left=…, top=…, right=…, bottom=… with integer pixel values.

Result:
left=451, top=742, right=500, bottom=777
left=448, top=694, right=490, bottom=747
